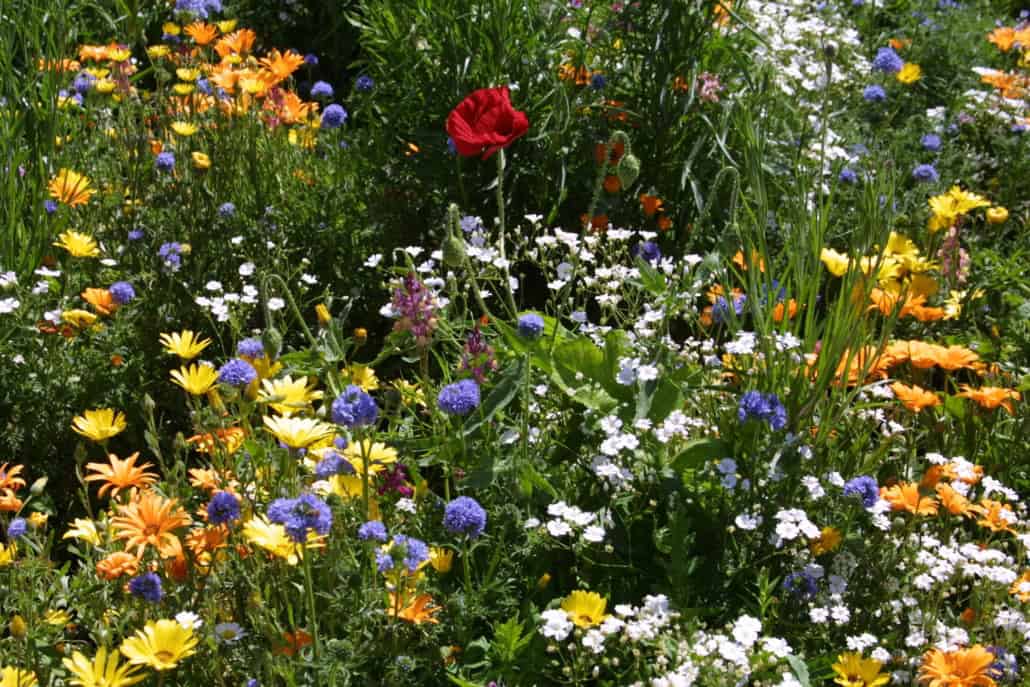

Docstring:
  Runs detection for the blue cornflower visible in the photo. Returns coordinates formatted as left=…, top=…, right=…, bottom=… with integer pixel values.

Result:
left=7, top=518, right=27, bottom=540
left=109, top=281, right=135, bottom=305
left=218, top=202, right=236, bottom=218
left=842, top=475, right=879, bottom=508
left=392, top=534, right=429, bottom=572
left=590, top=73, right=607, bottom=90
left=331, top=385, right=379, bottom=428
left=44, top=200, right=58, bottom=214
left=355, top=75, right=374, bottom=92
left=517, top=313, right=545, bottom=339
left=236, top=337, right=264, bottom=358
left=358, top=520, right=388, bottom=542
left=443, top=496, right=487, bottom=538
left=863, top=85, right=887, bottom=102
left=206, top=491, right=241, bottom=525
left=268, top=494, right=333, bottom=543
left=196, top=78, right=212, bottom=95
left=871, top=47, right=903, bottom=74
left=218, top=358, right=258, bottom=386
left=158, top=242, right=183, bottom=271
left=128, top=228, right=144, bottom=241
left=314, top=451, right=354, bottom=479
left=921, top=133, right=942, bottom=151
left=839, top=167, right=858, bottom=184
left=375, top=549, right=394, bottom=573
left=912, top=163, right=939, bottom=183
left=303, top=53, right=319, bottom=66
left=783, top=570, right=818, bottom=599
left=310, top=81, right=334, bottom=99
left=711, top=294, right=746, bottom=324
left=333, top=436, right=348, bottom=451
left=246, top=680, right=261, bottom=687
left=214, top=622, right=245, bottom=643
left=73, top=72, right=96, bottom=94
left=321, top=104, right=348, bottom=129
left=155, top=151, right=176, bottom=172
left=128, top=572, right=163, bottom=603
left=460, top=215, right=483, bottom=233
left=987, top=646, right=1018, bottom=683
left=437, top=379, right=480, bottom=416
left=631, top=240, right=661, bottom=264
left=737, top=391, right=787, bottom=431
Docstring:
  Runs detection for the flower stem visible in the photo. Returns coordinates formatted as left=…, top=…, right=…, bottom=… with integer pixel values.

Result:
left=303, top=549, right=322, bottom=661
left=495, top=149, right=518, bottom=319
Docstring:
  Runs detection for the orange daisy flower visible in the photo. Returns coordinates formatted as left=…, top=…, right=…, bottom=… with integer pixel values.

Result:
left=0, top=490, right=23, bottom=512
left=934, top=345, right=981, bottom=371
left=275, top=91, right=318, bottom=125
left=186, top=524, right=229, bottom=557
left=934, top=484, right=983, bottom=518
left=85, top=452, right=158, bottom=498
left=184, top=22, right=218, bottom=46
left=187, top=466, right=238, bottom=493
left=259, top=49, right=304, bottom=85
left=81, top=287, right=118, bottom=316
left=0, top=464, right=26, bottom=492
left=977, top=499, right=1017, bottom=534
left=880, top=482, right=938, bottom=516
left=918, top=645, right=996, bottom=687
left=1009, top=571, right=1030, bottom=602
left=214, top=28, right=256, bottom=58
left=186, top=427, right=246, bottom=455
left=96, top=551, right=140, bottom=580
left=956, top=385, right=1021, bottom=415
left=48, top=169, right=96, bottom=207
left=111, top=490, right=191, bottom=556
left=890, top=382, right=941, bottom=413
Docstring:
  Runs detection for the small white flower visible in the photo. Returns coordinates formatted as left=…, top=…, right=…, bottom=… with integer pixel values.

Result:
left=524, top=517, right=541, bottom=529
left=540, top=609, right=573, bottom=641
left=205, top=280, right=223, bottom=292
left=365, top=253, right=383, bottom=268
left=0, top=297, right=20, bottom=314
left=395, top=498, right=417, bottom=514
left=546, top=520, right=572, bottom=537
left=238, top=262, right=255, bottom=277
left=583, top=526, right=606, bottom=543
left=267, top=297, right=286, bottom=311
left=175, top=611, right=203, bottom=629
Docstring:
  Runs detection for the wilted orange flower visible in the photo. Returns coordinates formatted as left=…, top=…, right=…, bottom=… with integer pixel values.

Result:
left=890, top=382, right=941, bottom=413
left=0, top=464, right=26, bottom=492
left=639, top=194, right=664, bottom=217
left=186, top=427, right=246, bottom=455
left=111, top=490, right=191, bottom=556
left=96, top=551, right=140, bottom=580
left=274, top=629, right=313, bottom=657
left=388, top=592, right=441, bottom=625
left=81, top=288, right=118, bottom=316
left=977, top=499, right=1017, bottom=534
left=956, top=385, right=1021, bottom=415
left=184, top=22, right=218, bottom=46
left=85, top=452, right=158, bottom=498
left=1010, top=572, right=1030, bottom=602
left=881, top=482, right=938, bottom=516
left=214, top=28, right=256, bottom=58
left=918, top=645, right=996, bottom=687
left=259, top=49, right=304, bottom=84
left=48, top=169, right=96, bottom=207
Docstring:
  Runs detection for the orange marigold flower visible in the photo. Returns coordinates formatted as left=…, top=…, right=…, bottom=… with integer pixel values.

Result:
left=81, top=287, right=118, bottom=316
left=918, top=645, right=997, bottom=687
left=48, top=169, right=96, bottom=207
left=880, top=482, right=938, bottom=516
left=111, top=490, right=191, bottom=556
left=96, top=551, right=140, bottom=580
left=977, top=499, right=1017, bottom=534
left=1010, top=572, right=1030, bottom=602
left=0, top=464, right=26, bottom=492
left=184, top=22, right=218, bottom=46
left=890, top=382, right=941, bottom=413
left=956, top=385, right=1021, bottom=415
left=85, top=452, right=158, bottom=499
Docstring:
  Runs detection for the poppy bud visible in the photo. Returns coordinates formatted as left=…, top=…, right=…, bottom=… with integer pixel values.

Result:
left=262, top=327, right=283, bottom=360
left=617, top=153, right=641, bottom=188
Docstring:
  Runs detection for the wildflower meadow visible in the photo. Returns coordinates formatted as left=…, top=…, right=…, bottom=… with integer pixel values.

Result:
left=1, top=0, right=1029, bottom=685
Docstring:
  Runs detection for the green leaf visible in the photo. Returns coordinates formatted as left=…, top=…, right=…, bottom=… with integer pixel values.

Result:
left=463, top=358, right=525, bottom=437
left=447, top=676, right=483, bottom=687
left=943, top=394, right=966, bottom=420
left=786, top=655, right=812, bottom=687
left=672, top=439, right=731, bottom=475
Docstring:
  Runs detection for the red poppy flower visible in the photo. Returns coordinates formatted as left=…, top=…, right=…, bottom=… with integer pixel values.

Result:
left=446, top=86, right=529, bottom=159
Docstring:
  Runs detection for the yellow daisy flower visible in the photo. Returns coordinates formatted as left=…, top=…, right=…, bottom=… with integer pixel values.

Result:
left=896, top=63, right=921, bottom=84
left=48, top=170, right=96, bottom=208
left=560, top=590, right=608, bottom=628
left=262, top=416, right=335, bottom=449
left=343, top=364, right=379, bottom=391
left=119, top=619, right=198, bottom=671
left=53, top=230, right=100, bottom=257
left=343, top=440, right=398, bottom=475
left=0, top=667, right=36, bottom=687
left=71, top=409, right=127, bottom=443
left=63, top=518, right=101, bottom=546
left=63, top=646, right=144, bottom=687
left=171, top=121, right=198, bottom=137
left=258, top=375, right=323, bottom=416
left=159, top=330, right=211, bottom=359
left=170, top=363, right=219, bottom=395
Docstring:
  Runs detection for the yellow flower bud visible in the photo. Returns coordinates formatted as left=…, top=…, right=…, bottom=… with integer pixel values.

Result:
left=9, top=614, right=27, bottom=638
left=191, top=152, right=211, bottom=170
left=315, top=304, right=331, bottom=326
left=537, top=572, right=552, bottom=590
left=986, top=206, right=1009, bottom=224
left=353, top=327, right=368, bottom=345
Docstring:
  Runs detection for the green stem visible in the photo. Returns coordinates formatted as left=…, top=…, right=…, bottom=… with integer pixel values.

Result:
left=495, top=149, right=518, bottom=319
left=303, top=549, right=322, bottom=661
left=462, top=539, right=473, bottom=596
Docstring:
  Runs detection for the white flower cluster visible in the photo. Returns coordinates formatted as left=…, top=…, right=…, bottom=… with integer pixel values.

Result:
left=529, top=500, right=607, bottom=544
